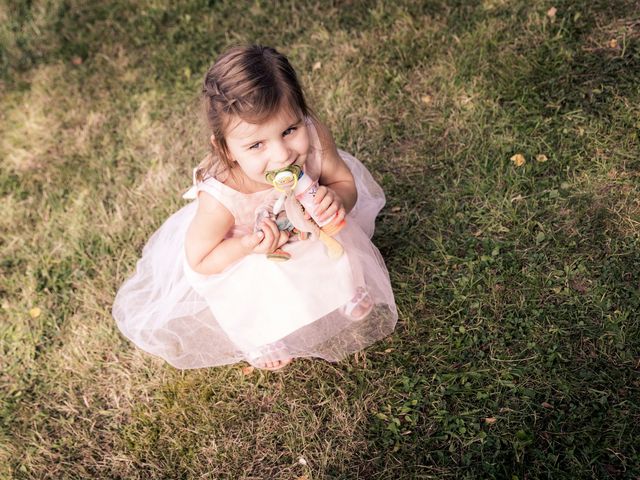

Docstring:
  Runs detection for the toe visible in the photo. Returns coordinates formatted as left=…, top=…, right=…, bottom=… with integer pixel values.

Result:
left=257, top=358, right=292, bottom=371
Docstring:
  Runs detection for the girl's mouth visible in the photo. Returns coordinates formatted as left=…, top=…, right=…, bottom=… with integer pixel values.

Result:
left=265, top=164, right=302, bottom=192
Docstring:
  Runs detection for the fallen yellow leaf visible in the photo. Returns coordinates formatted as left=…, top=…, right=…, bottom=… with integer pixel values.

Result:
left=71, top=56, right=83, bottom=65
left=535, top=154, right=548, bottom=163
left=312, top=61, right=322, bottom=71
left=29, top=307, right=42, bottom=318
left=241, top=366, right=254, bottom=376
left=510, top=153, right=526, bottom=167
left=609, top=38, right=618, bottom=48
left=421, top=94, right=433, bottom=104
left=484, top=417, right=497, bottom=424
left=547, top=7, right=557, bottom=18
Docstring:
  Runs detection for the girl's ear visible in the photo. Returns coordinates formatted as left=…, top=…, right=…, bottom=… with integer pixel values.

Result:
left=210, top=134, right=216, bottom=148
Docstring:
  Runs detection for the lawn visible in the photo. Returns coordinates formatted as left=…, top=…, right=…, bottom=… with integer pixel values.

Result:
left=1, top=0, right=639, bottom=478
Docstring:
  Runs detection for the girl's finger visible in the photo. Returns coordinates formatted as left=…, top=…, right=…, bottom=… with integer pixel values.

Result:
left=263, top=219, right=287, bottom=252
left=276, top=230, right=290, bottom=248
left=318, top=203, right=338, bottom=221
left=314, top=195, right=334, bottom=216
left=241, top=231, right=265, bottom=251
left=259, top=223, right=276, bottom=249
left=261, top=219, right=279, bottom=237
left=313, top=186, right=328, bottom=204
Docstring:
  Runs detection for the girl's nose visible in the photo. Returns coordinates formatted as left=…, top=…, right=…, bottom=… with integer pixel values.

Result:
left=272, top=140, right=291, bottom=166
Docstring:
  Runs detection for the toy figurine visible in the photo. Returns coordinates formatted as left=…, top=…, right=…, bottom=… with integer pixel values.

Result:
left=256, top=166, right=345, bottom=261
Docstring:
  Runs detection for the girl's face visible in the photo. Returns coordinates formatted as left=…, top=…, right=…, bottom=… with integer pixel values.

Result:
left=224, top=108, right=310, bottom=189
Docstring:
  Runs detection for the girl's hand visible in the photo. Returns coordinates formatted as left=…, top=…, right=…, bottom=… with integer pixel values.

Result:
left=312, top=186, right=346, bottom=224
left=240, top=218, right=289, bottom=254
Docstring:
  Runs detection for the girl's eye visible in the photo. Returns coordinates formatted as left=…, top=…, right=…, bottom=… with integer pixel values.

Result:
left=249, top=142, right=262, bottom=150
left=283, top=126, right=297, bottom=136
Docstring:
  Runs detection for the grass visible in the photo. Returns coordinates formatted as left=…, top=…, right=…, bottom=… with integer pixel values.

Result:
left=1, top=0, right=639, bottom=478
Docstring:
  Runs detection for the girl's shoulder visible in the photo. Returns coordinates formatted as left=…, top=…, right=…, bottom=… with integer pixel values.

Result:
left=303, top=115, right=340, bottom=179
left=304, top=115, right=335, bottom=151
left=183, top=166, right=243, bottom=216
left=303, top=115, right=344, bottom=181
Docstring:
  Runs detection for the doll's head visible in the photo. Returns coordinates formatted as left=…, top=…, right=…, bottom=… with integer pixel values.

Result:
left=197, top=45, right=311, bottom=182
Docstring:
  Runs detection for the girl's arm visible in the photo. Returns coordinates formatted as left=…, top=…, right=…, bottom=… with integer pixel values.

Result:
left=312, top=119, right=358, bottom=222
left=185, top=192, right=287, bottom=275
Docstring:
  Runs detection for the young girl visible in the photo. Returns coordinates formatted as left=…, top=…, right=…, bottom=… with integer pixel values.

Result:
left=113, top=45, right=397, bottom=371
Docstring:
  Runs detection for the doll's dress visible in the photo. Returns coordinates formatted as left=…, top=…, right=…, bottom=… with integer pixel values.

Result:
left=113, top=119, right=397, bottom=369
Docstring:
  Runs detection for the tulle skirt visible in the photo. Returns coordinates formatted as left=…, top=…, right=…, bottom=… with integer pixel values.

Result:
left=112, top=151, right=397, bottom=369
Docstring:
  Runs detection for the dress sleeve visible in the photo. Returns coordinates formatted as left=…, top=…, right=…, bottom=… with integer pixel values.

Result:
left=182, top=168, right=238, bottom=217
left=181, top=167, right=201, bottom=200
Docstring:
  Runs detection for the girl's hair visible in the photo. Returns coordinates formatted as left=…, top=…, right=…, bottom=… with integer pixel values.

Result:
left=197, top=45, right=311, bottom=181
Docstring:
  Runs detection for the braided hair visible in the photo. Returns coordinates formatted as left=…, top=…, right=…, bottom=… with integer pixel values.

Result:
left=197, top=45, right=311, bottom=181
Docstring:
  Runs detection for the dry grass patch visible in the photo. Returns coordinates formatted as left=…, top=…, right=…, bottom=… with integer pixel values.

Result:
left=565, top=168, right=640, bottom=238
left=1, top=65, right=66, bottom=173
left=107, top=362, right=384, bottom=478
left=9, top=305, right=166, bottom=477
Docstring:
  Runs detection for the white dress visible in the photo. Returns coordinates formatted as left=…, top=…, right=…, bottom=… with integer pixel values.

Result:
left=113, top=120, right=397, bottom=369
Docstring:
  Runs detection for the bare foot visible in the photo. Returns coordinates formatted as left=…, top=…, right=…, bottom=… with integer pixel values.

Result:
left=341, top=287, right=373, bottom=321
left=258, top=358, right=292, bottom=371
left=248, top=342, right=292, bottom=371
